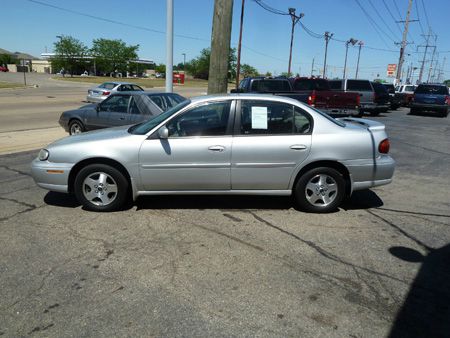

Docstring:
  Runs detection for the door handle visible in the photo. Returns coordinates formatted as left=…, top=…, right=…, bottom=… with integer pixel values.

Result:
left=290, top=145, right=307, bottom=150
left=208, top=145, right=225, bottom=152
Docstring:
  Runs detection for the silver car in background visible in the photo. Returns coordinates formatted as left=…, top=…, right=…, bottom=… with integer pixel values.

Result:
left=31, top=94, right=395, bottom=213
left=86, top=82, right=144, bottom=103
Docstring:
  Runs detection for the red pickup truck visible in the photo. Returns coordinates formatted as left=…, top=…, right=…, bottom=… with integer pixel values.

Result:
left=290, top=77, right=361, bottom=116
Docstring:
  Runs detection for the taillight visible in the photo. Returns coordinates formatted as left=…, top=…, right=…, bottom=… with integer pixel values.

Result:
left=379, top=139, right=390, bottom=154
left=373, top=92, right=377, bottom=102
left=308, top=93, right=316, bottom=106
left=102, top=91, right=110, bottom=96
left=445, top=96, right=450, bottom=105
left=356, top=94, right=360, bottom=108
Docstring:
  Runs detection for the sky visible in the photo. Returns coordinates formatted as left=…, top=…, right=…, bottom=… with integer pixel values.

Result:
left=2, top=0, right=450, bottom=81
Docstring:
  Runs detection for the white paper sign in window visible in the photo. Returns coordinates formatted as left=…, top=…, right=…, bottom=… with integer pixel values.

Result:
left=251, top=106, right=268, bottom=129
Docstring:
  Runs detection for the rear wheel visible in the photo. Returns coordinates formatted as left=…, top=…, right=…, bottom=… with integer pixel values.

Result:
left=69, top=120, right=85, bottom=135
left=294, top=167, right=345, bottom=213
left=369, top=111, right=380, bottom=116
left=74, top=164, right=129, bottom=212
left=440, top=108, right=448, bottom=118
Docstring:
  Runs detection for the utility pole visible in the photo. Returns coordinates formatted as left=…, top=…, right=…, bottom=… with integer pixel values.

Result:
left=355, top=41, right=363, bottom=79
left=287, top=8, right=302, bottom=76
left=235, top=0, right=245, bottom=90
left=208, top=0, right=233, bottom=94
left=431, top=52, right=439, bottom=82
left=343, top=38, right=357, bottom=79
left=182, top=53, right=186, bottom=70
left=427, top=39, right=437, bottom=82
left=166, top=0, right=173, bottom=93
left=418, top=28, right=433, bottom=83
left=322, top=31, right=333, bottom=78
left=395, top=0, right=414, bottom=83
left=310, top=57, right=315, bottom=77
left=439, top=57, right=446, bottom=83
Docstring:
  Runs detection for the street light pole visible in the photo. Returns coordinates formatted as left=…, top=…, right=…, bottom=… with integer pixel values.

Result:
left=182, top=53, right=186, bottom=70
left=343, top=38, right=357, bottom=79
left=355, top=41, right=364, bottom=79
left=166, top=0, right=174, bottom=93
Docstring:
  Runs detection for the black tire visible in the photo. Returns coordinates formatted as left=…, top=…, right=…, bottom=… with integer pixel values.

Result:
left=440, top=108, right=448, bottom=118
left=69, top=119, right=85, bottom=135
left=369, top=111, right=380, bottom=116
left=74, top=164, right=129, bottom=212
left=409, top=108, right=418, bottom=115
left=294, top=167, right=346, bottom=213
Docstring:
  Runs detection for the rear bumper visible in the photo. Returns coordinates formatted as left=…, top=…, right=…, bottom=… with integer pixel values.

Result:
left=343, top=155, right=395, bottom=192
left=86, top=94, right=106, bottom=103
left=411, top=103, right=448, bottom=112
left=362, top=104, right=390, bottom=112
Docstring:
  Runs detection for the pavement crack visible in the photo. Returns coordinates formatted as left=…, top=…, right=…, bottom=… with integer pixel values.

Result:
left=0, top=196, right=40, bottom=222
left=366, top=209, right=433, bottom=252
left=248, top=211, right=408, bottom=285
left=0, top=165, right=31, bottom=177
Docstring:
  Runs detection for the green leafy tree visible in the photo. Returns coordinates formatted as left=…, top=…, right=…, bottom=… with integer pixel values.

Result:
left=240, top=64, right=259, bottom=78
left=155, top=63, right=166, bottom=73
left=52, top=35, right=88, bottom=77
left=91, top=39, right=139, bottom=76
left=444, top=79, right=450, bottom=87
left=265, top=71, right=272, bottom=77
left=185, top=48, right=237, bottom=80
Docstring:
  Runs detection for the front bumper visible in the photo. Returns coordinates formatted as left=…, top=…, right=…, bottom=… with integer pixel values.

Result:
left=31, top=158, right=74, bottom=193
left=342, top=155, right=395, bottom=191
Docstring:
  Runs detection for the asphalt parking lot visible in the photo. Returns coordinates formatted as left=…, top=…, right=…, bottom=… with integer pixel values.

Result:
left=1, top=81, right=449, bottom=337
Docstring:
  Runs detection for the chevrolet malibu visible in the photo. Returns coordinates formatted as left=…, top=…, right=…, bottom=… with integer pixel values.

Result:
left=31, top=94, right=395, bottom=213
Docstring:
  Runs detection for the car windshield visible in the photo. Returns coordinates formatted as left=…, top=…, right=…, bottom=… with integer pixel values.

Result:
left=415, top=85, right=447, bottom=95
left=129, top=99, right=191, bottom=135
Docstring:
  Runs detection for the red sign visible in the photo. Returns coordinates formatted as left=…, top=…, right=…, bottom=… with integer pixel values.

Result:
left=387, top=64, right=397, bottom=77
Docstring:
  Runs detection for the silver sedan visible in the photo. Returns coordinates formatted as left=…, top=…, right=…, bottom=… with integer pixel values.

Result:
left=86, top=82, right=144, bottom=103
left=31, top=94, right=395, bottom=213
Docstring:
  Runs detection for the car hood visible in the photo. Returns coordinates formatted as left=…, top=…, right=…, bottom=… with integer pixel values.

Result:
left=48, top=125, right=133, bottom=148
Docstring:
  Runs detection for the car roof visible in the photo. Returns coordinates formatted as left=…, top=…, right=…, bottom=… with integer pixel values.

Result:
left=109, top=91, right=181, bottom=96
left=188, top=93, right=306, bottom=106
left=99, top=81, right=137, bottom=85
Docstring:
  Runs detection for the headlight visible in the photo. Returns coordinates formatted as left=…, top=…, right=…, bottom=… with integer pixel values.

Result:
left=38, top=149, right=49, bottom=161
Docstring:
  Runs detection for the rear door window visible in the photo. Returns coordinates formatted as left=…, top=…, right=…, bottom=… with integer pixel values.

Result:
left=99, top=95, right=131, bottom=113
left=239, top=100, right=311, bottom=135
left=347, top=80, right=372, bottom=91
left=103, top=83, right=116, bottom=90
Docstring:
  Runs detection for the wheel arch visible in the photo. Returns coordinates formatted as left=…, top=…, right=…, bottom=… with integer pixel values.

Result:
left=291, top=160, right=352, bottom=196
left=68, top=157, right=132, bottom=195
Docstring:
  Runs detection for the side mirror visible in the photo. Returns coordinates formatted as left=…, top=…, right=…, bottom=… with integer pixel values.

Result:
left=158, top=126, right=169, bottom=139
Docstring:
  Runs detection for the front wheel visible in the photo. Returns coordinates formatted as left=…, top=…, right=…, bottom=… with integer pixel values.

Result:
left=74, top=164, right=129, bottom=212
left=294, top=167, right=345, bottom=213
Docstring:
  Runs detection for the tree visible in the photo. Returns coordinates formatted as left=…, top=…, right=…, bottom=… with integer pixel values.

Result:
left=155, top=63, right=166, bottom=74
left=91, top=39, right=139, bottom=76
left=240, top=64, right=259, bottom=78
left=265, top=71, right=272, bottom=77
left=185, top=47, right=237, bottom=80
left=444, top=79, right=450, bottom=87
left=52, top=35, right=88, bottom=77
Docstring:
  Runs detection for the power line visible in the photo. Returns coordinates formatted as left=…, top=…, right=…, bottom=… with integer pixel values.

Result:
left=252, top=0, right=289, bottom=16
left=392, top=0, right=403, bottom=19
left=414, top=0, right=426, bottom=35
left=420, top=0, right=431, bottom=30
left=353, top=0, right=394, bottom=48
left=367, top=0, right=400, bottom=41
left=26, top=0, right=209, bottom=42
left=382, top=0, right=403, bottom=35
